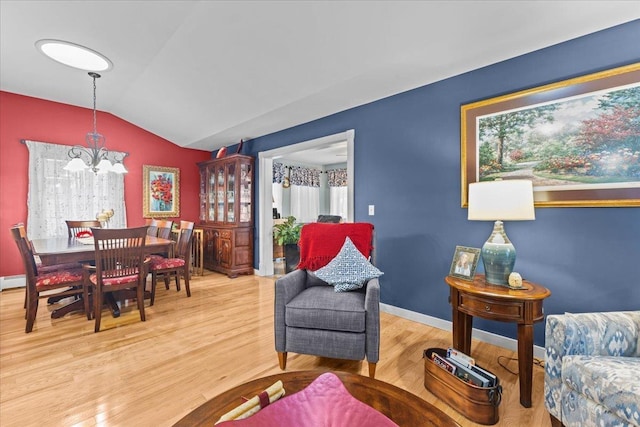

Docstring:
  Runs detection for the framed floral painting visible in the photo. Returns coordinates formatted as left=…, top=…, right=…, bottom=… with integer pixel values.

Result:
left=143, top=165, right=180, bottom=218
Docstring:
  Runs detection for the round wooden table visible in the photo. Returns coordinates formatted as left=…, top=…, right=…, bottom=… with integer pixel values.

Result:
left=173, top=370, right=460, bottom=426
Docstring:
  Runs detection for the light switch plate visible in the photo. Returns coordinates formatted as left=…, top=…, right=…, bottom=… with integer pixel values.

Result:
left=368, top=205, right=375, bottom=216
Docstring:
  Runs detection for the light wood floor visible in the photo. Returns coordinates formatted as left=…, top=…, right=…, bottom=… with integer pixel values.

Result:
left=0, top=271, right=551, bottom=427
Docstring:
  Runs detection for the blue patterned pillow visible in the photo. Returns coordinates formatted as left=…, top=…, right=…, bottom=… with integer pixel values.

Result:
left=313, top=237, right=383, bottom=292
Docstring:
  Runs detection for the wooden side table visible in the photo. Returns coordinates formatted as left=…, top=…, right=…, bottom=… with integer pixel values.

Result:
left=445, top=274, right=551, bottom=408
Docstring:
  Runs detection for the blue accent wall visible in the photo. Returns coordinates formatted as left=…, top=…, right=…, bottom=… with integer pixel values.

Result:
left=243, top=20, right=640, bottom=346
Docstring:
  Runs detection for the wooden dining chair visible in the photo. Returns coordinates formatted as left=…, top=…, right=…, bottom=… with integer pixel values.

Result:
left=10, top=225, right=85, bottom=333
left=156, top=220, right=173, bottom=240
left=66, top=220, right=101, bottom=238
left=14, top=223, right=84, bottom=310
left=147, top=220, right=174, bottom=263
left=145, top=218, right=159, bottom=236
left=149, top=221, right=194, bottom=305
left=13, top=222, right=80, bottom=270
left=82, top=226, right=149, bottom=332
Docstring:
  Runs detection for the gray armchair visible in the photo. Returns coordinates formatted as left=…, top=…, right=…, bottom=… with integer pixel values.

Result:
left=274, top=269, right=380, bottom=378
left=274, top=222, right=380, bottom=378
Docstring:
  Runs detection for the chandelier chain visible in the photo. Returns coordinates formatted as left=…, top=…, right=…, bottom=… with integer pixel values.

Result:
left=89, top=71, right=100, bottom=136
left=92, top=74, right=97, bottom=134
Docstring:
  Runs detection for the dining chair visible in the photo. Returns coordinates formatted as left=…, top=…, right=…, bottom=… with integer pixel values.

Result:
left=14, top=222, right=84, bottom=310
left=156, top=220, right=173, bottom=239
left=10, top=224, right=85, bottom=333
left=149, top=220, right=194, bottom=305
left=66, top=220, right=101, bottom=238
left=13, top=222, right=81, bottom=271
left=82, top=226, right=149, bottom=332
left=147, top=220, right=174, bottom=263
left=145, top=218, right=159, bottom=236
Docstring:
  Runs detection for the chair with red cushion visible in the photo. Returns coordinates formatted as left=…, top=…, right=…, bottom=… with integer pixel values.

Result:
left=149, top=220, right=194, bottom=305
left=82, top=226, right=149, bottom=332
left=10, top=224, right=85, bottom=333
left=13, top=223, right=83, bottom=309
left=147, top=220, right=174, bottom=263
left=66, top=220, right=101, bottom=239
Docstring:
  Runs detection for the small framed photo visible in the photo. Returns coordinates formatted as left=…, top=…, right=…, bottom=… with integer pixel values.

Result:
left=449, top=246, right=481, bottom=280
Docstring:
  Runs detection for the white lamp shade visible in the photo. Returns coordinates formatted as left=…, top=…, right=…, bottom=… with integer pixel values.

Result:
left=96, top=158, right=113, bottom=173
left=110, top=162, right=128, bottom=174
left=468, top=179, right=535, bottom=221
left=63, top=157, right=89, bottom=172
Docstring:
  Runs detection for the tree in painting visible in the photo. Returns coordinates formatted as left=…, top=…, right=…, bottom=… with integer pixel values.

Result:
left=479, top=105, right=557, bottom=169
left=478, top=85, right=640, bottom=186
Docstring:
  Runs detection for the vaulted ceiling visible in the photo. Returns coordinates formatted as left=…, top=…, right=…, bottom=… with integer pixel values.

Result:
left=1, top=1, right=638, bottom=152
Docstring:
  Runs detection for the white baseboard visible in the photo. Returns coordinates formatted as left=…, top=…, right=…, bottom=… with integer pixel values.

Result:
left=1, top=275, right=26, bottom=291
left=380, top=303, right=545, bottom=360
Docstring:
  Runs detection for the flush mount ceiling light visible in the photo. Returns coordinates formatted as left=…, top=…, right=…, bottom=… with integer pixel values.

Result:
left=35, top=39, right=113, bottom=72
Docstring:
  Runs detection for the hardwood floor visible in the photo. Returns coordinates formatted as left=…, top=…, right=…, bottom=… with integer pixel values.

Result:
left=0, top=271, right=551, bottom=426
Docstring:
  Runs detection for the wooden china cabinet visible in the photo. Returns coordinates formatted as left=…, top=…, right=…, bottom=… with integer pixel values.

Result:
left=197, top=154, right=254, bottom=278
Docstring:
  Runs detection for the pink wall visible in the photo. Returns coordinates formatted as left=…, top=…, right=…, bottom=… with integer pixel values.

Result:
left=0, top=91, right=212, bottom=277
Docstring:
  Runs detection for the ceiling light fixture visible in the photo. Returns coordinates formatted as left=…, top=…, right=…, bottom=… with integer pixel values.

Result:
left=64, top=72, right=127, bottom=174
left=35, top=39, right=113, bottom=72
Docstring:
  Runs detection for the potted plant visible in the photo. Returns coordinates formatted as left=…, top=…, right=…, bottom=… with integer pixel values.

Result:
left=273, top=216, right=302, bottom=273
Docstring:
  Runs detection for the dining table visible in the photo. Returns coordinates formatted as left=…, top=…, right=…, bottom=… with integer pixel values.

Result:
left=31, top=235, right=175, bottom=318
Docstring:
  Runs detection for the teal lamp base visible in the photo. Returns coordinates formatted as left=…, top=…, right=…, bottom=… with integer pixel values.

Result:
left=481, top=221, right=516, bottom=286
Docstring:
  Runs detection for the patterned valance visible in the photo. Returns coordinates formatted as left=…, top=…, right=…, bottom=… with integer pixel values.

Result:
left=290, top=166, right=320, bottom=187
left=327, top=168, right=348, bottom=187
left=273, top=162, right=285, bottom=184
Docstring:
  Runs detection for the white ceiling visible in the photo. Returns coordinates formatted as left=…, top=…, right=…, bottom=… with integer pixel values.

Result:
left=1, top=1, right=638, bottom=154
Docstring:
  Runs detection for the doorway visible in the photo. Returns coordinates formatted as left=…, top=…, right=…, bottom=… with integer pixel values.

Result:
left=257, top=129, right=355, bottom=276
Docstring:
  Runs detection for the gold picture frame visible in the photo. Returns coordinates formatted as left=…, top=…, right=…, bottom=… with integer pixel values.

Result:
left=461, top=62, right=640, bottom=208
left=143, top=165, right=180, bottom=218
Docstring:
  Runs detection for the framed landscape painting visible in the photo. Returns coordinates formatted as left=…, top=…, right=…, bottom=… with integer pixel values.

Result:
left=143, top=165, right=180, bottom=218
left=461, top=63, right=640, bottom=207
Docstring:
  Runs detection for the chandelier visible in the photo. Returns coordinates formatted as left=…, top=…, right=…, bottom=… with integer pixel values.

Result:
left=63, top=72, right=128, bottom=174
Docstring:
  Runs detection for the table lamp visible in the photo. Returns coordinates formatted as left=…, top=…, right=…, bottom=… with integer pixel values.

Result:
left=467, top=179, right=535, bottom=286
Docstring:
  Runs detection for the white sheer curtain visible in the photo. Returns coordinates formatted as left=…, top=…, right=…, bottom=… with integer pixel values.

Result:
left=272, top=182, right=283, bottom=217
left=289, top=165, right=320, bottom=223
left=328, top=168, right=348, bottom=221
left=290, top=185, right=319, bottom=223
left=329, top=186, right=348, bottom=220
left=25, top=140, right=127, bottom=239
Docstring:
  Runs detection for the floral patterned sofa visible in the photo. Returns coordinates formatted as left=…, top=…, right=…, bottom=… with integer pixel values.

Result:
left=544, top=311, right=640, bottom=427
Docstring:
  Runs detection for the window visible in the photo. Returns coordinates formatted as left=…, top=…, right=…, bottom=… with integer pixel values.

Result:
left=24, top=140, right=127, bottom=239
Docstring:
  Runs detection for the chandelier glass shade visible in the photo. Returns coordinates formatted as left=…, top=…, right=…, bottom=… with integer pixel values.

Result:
left=63, top=72, right=127, bottom=174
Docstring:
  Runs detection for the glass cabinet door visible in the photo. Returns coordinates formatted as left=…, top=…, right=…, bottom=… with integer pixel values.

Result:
left=216, top=165, right=225, bottom=222
left=200, top=167, right=206, bottom=222
left=207, top=164, right=216, bottom=222
left=200, top=155, right=254, bottom=226
left=239, top=162, right=252, bottom=223
left=226, top=162, right=236, bottom=223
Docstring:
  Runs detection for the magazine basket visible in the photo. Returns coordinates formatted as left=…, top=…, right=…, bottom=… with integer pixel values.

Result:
left=423, top=348, right=502, bottom=425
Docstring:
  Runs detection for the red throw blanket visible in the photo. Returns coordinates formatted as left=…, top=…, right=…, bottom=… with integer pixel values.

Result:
left=297, top=222, right=374, bottom=271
